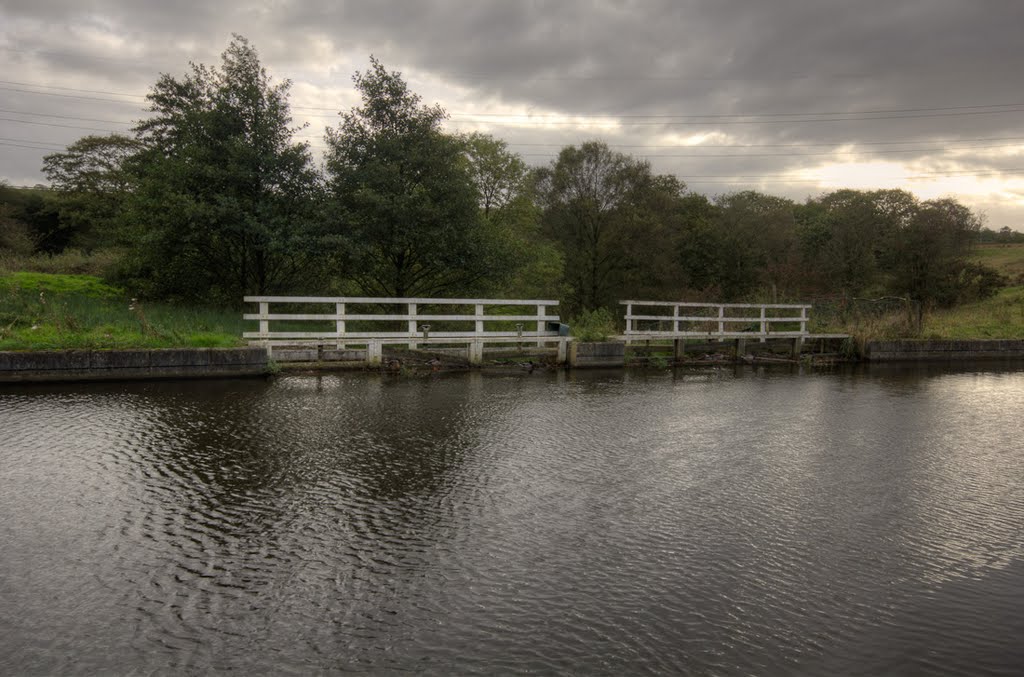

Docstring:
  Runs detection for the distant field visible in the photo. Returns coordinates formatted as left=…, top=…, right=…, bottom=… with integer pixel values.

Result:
left=972, top=243, right=1024, bottom=282
left=924, top=286, right=1024, bottom=339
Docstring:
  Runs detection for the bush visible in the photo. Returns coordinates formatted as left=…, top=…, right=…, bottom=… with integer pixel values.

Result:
left=570, top=307, right=617, bottom=342
left=0, top=248, right=123, bottom=277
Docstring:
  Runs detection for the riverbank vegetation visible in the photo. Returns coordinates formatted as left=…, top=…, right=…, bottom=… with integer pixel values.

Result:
left=0, top=273, right=244, bottom=351
left=2, top=35, right=1021, bottom=348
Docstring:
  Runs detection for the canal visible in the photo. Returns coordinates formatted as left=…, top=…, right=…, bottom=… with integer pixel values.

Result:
left=2, top=364, right=1023, bottom=674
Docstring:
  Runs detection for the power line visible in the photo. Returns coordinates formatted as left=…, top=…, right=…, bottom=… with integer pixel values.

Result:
left=505, top=136, right=1024, bottom=149
left=0, top=79, right=147, bottom=99
left=5, top=104, right=1024, bottom=149
left=0, top=136, right=65, bottom=148
left=5, top=79, right=1024, bottom=123
left=0, top=108, right=138, bottom=125
left=0, top=86, right=143, bottom=105
left=447, top=109, right=1024, bottom=126
left=452, top=102, right=1024, bottom=119
left=0, top=117, right=124, bottom=133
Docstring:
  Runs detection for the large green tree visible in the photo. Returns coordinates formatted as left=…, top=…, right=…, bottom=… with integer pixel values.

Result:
left=535, top=141, right=684, bottom=312
left=127, top=35, right=320, bottom=302
left=324, top=59, right=508, bottom=297
left=42, top=133, right=141, bottom=250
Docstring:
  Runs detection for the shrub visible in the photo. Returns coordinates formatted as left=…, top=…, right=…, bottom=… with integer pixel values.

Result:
left=570, top=307, right=617, bottom=342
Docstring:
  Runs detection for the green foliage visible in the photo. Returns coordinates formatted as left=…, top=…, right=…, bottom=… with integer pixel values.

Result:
left=0, top=184, right=65, bottom=254
left=324, top=58, right=509, bottom=298
left=0, top=278, right=245, bottom=350
left=0, top=248, right=122, bottom=277
left=570, top=307, right=617, bottom=342
left=0, top=272, right=122, bottom=297
left=126, top=35, right=321, bottom=304
left=970, top=243, right=1024, bottom=284
left=536, top=142, right=686, bottom=313
left=42, top=134, right=142, bottom=250
left=923, top=286, right=1024, bottom=339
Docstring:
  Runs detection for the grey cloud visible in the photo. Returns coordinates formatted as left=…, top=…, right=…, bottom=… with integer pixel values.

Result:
left=2, top=0, right=1023, bottom=225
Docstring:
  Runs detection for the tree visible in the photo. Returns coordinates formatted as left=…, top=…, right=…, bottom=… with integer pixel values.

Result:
left=891, top=197, right=984, bottom=305
left=127, top=35, right=320, bottom=302
left=42, top=134, right=141, bottom=250
left=324, top=59, right=509, bottom=298
left=462, top=132, right=561, bottom=298
left=535, top=141, right=681, bottom=312
left=707, top=191, right=797, bottom=300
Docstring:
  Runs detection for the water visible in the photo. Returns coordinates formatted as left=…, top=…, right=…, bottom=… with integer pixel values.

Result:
left=1, top=364, right=1023, bottom=675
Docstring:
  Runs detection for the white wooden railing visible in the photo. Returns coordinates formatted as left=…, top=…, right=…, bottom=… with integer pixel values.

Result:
left=243, top=296, right=569, bottom=363
left=621, top=300, right=812, bottom=340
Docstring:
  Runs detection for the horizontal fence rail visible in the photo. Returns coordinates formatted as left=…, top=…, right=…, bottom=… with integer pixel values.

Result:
left=621, top=300, right=813, bottom=339
left=243, top=296, right=569, bottom=363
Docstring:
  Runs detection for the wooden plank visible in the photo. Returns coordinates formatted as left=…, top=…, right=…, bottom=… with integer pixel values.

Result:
left=243, top=313, right=561, bottom=322
left=626, top=314, right=806, bottom=323
left=245, top=296, right=559, bottom=305
left=620, top=300, right=811, bottom=310
left=243, top=330, right=562, bottom=339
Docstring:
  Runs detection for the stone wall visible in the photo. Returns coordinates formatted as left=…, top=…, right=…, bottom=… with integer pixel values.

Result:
left=866, top=339, right=1024, bottom=361
left=569, top=341, right=626, bottom=368
left=0, top=347, right=268, bottom=383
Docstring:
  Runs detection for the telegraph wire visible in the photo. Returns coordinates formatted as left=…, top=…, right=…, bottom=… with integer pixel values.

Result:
left=4, top=79, right=1024, bottom=123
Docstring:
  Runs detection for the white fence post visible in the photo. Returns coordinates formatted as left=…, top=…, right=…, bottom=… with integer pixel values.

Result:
left=336, top=302, right=345, bottom=349
left=408, top=302, right=417, bottom=350
left=536, top=303, right=545, bottom=348
left=367, top=340, right=382, bottom=365
left=718, top=306, right=725, bottom=336
left=673, top=304, right=680, bottom=334
left=259, top=302, right=269, bottom=337
left=800, top=306, right=808, bottom=336
left=625, top=303, right=633, bottom=345
left=760, top=306, right=767, bottom=342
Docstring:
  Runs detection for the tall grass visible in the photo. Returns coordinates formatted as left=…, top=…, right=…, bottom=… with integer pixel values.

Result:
left=0, top=273, right=248, bottom=351
left=0, top=249, right=123, bottom=277
left=923, top=287, right=1024, bottom=339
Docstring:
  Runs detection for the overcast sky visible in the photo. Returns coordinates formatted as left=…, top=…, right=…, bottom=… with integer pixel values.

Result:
left=2, top=0, right=1024, bottom=229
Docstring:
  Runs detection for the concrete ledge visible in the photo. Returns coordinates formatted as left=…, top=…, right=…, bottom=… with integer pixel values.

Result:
left=569, top=341, right=626, bottom=368
left=866, top=339, right=1024, bottom=361
left=0, top=347, right=267, bottom=383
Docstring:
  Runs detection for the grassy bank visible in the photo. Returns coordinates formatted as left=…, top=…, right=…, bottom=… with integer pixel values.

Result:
left=971, top=243, right=1024, bottom=284
left=0, top=273, right=247, bottom=351
left=923, top=286, right=1024, bottom=339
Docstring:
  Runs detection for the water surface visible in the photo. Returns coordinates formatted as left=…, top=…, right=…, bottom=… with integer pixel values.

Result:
left=2, top=364, right=1023, bottom=674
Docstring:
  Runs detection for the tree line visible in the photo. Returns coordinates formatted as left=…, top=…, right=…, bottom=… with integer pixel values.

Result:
left=0, top=36, right=1010, bottom=315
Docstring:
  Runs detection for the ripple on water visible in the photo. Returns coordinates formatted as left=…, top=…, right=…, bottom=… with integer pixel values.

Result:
left=1, top=367, right=1023, bottom=675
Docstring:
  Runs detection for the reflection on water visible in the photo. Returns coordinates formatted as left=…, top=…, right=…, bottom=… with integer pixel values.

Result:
left=1, top=364, right=1023, bottom=675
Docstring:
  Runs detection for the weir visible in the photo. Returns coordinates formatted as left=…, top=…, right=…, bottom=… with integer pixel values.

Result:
left=243, top=296, right=571, bottom=365
left=620, top=300, right=848, bottom=360
left=244, top=296, right=848, bottom=367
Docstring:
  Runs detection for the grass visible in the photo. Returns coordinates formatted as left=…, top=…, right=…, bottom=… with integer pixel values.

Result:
left=971, top=243, right=1024, bottom=283
left=0, top=248, right=122, bottom=278
left=0, top=273, right=248, bottom=351
left=923, top=286, right=1024, bottom=339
